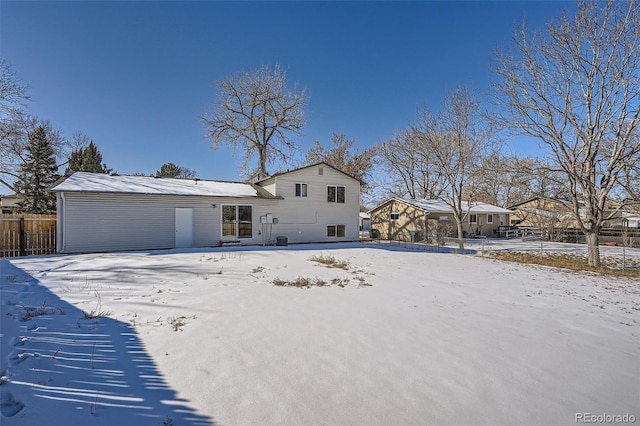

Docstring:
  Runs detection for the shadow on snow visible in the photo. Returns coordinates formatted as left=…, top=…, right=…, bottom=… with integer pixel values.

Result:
left=0, top=259, right=216, bottom=425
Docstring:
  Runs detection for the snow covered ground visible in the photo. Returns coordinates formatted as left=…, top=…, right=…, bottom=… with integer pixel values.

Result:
left=1, top=242, right=638, bottom=425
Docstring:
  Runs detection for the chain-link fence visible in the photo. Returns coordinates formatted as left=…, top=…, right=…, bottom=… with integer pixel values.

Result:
left=366, top=230, right=640, bottom=270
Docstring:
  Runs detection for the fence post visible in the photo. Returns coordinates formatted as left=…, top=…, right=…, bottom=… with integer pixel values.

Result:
left=19, top=218, right=27, bottom=257
left=539, top=240, right=543, bottom=262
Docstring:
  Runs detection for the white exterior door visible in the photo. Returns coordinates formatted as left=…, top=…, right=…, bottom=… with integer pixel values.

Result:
left=175, top=208, right=194, bottom=248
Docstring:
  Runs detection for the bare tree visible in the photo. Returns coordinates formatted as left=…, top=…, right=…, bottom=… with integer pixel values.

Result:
left=421, top=85, right=494, bottom=249
left=378, top=126, right=450, bottom=200
left=0, top=59, right=31, bottom=192
left=304, top=133, right=376, bottom=186
left=1, top=118, right=67, bottom=192
left=377, top=86, right=493, bottom=248
left=474, top=152, right=568, bottom=208
left=0, top=59, right=28, bottom=118
left=202, top=64, right=309, bottom=180
left=622, top=164, right=640, bottom=206
left=493, top=0, right=640, bottom=266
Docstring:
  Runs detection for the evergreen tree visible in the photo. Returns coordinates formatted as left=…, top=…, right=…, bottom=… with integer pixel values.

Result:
left=15, top=125, right=59, bottom=213
left=66, top=148, right=84, bottom=173
left=155, top=163, right=197, bottom=179
left=65, top=141, right=110, bottom=174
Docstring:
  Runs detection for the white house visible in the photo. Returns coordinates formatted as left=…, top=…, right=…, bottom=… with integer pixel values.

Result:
left=49, top=163, right=361, bottom=253
left=0, top=193, right=22, bottom=214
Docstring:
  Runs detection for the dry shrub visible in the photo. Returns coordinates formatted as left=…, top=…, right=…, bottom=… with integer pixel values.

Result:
left=309, top=254, right=350, bottom=270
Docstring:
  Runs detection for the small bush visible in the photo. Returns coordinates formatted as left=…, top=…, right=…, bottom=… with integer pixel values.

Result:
left=309, top=254, right=350, bottom=270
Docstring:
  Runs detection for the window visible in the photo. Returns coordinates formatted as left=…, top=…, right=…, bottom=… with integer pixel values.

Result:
left=327, top=186, right=345, bottom=203
left=327, top=225, right=345, bottom=237
left=439, top=216, right=450, bottom=222
left=295, top=183, right=307, bottom=197
left=469, top=214, right=477, bottom=224
left=390, top=213, right=400, bottom=221
left=238, top=206, right=252, bottom=238
left=222, top=205, right=253, bottom=239
left=487, top=214, right=493, bottom=224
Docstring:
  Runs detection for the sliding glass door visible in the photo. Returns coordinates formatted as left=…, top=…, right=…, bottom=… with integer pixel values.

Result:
left=221, top=205, right=252, bottom=239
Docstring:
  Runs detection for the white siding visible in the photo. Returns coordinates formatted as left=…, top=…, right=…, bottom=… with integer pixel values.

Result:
left=59, top=193, right=279, bottom=253
left=263, top=165, right=360, bottom=243
left=257, top=177, right=276, bottom=196
left=56, top=164, right=361, bottom=253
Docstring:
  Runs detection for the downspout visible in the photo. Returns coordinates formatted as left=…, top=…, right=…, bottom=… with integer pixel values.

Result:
left=58, top=192, right=66, bottom=253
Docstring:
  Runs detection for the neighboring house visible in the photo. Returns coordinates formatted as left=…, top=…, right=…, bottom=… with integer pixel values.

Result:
left=359, top=212, right=371, bottom=238
left=359, top=212, right=370, bottom=232
left=0, top=194, right=22, bottom=214
left=49, top=163, right=361, bottom=253
left=508, top=197, right=580, bottom=229
left=606, top=210, right=640, bottom=229
left=368, top=198, right=513, bottom=241
left=624, top=214, right=640, bottom=229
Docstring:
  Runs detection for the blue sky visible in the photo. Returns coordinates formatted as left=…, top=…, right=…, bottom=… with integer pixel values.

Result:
left=1, top=1, right=573, bottom=181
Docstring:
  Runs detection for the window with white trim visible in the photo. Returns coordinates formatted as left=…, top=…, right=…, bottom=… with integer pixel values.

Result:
left=327, top=224, right=345, bottom=237
left=487, top=214, right=493, bottom=224
left=390, top=213, right=400, bottom=221
left=469, top=214, right=477, bottom=224
left=327, top=186, right=345, bottom=203
left=295, top=183, right=307, bottom=197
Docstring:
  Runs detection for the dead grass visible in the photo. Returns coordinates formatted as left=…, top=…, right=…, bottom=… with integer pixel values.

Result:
left=273, top=277, right=327, bottom=288
left=169, top=315, right=196, bottom=331
left=21, top=301, right=65, bottom=321
left=331, top=277, right=351, bottom=287
left=309, top=254, right=350, bottom=270
left=354, top=276, right=373, bottom=287
left=491, top=252, right=640, bottom=278
left=82, top=291, right=111, bottom=319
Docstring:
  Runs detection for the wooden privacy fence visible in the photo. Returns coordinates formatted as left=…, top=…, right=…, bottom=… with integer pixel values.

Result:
left=0, top=214, right=57, bottom=257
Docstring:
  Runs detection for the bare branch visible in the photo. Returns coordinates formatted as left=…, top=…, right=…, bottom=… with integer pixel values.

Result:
left=492, top=0, right=640, bottom=266
left=202, top=64, right=309, bottom=180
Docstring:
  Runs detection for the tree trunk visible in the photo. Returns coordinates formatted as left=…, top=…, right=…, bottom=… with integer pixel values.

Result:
left=259, top=155, right=267, bottom=180
left=456, top=220, right=464, bottom=250
left=585, top=231, right=601, bottom=267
